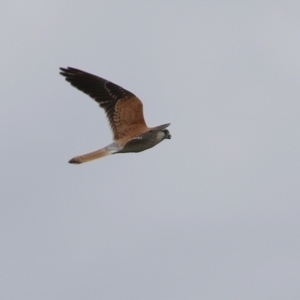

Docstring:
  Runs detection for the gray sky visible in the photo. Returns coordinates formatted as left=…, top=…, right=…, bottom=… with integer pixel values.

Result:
left=1, top=1, right=300, bottom=299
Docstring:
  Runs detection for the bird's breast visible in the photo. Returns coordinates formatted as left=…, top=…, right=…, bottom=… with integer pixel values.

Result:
left=117, top=130, right=165, bottom=153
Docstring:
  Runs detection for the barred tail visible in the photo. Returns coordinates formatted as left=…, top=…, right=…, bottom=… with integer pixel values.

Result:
left=69, top=148, right=112, bottom=164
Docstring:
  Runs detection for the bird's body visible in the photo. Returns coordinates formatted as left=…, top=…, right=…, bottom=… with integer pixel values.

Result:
left=60, top=67, right=171, bottom=164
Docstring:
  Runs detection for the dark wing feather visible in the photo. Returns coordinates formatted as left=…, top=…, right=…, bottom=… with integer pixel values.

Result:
left=60, top=67, right=147, bottom=139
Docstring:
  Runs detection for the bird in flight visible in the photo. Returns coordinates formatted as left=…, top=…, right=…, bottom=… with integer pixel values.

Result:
left=60, top=67, right=171, bottom=164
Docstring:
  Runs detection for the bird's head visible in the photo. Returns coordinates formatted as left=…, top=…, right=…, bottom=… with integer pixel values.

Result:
left=163, top=129, right=171, bottom=140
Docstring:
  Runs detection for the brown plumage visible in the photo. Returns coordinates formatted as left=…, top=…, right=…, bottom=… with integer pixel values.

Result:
left=60, top=67, right=171, bottom=164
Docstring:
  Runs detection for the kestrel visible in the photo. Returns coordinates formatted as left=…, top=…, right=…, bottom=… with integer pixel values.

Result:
left=60, top=67, right=171, bottom=164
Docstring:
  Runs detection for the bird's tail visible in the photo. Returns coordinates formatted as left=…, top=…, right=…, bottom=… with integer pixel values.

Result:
left=69, top=148, right=114, bottom=164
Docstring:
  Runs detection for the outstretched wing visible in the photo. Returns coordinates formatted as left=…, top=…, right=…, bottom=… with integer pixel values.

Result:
left=60, top=67, right=148, bottom=140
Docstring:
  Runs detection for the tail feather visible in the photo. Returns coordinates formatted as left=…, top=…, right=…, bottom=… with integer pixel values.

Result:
left=69, top=148, right=113, bottom=164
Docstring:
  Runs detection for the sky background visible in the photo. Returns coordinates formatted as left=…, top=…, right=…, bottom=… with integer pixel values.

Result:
left=1, top=1, right=300, bottom=299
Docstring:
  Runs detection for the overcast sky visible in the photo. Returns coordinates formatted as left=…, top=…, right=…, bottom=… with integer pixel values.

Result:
left=1, top=1, right=300, bottom=299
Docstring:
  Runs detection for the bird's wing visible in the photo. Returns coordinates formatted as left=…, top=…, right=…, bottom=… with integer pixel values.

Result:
left=60, top=67, right=148, bottom=141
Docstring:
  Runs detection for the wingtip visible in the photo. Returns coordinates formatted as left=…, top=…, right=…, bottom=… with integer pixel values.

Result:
left=152, top=123, right=171, bottom=130
left=59, top=67, right=87, bottom=79
left=59, top=67, right=68, bottom=77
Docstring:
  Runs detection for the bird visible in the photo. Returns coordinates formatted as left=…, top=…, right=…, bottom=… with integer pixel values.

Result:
left=59, top=67, right=171, bottom=164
